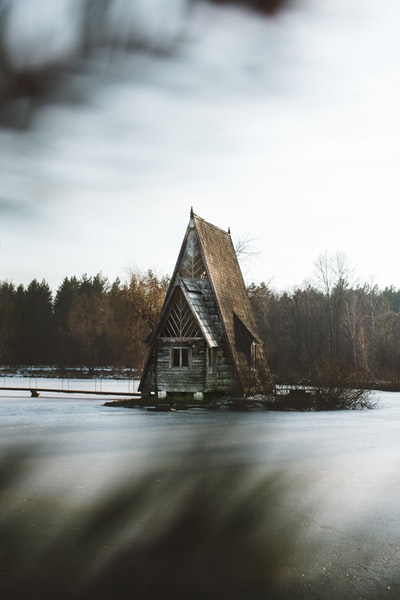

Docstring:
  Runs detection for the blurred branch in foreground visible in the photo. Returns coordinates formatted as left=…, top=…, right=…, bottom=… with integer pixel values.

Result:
left=209, top=0, right=292, bottom=15
left=0, top=445, right=304, bottom=599
left=0, top=439, right=392, bottom=600
left=0, top=0, right=294, bottom=128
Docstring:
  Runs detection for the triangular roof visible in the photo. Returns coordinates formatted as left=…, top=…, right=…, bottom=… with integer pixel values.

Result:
left=192, top=212, right=262, bottom=341
left=140, top=210, right=268, bottom=394
left=190, top=212, right=264, bottom=388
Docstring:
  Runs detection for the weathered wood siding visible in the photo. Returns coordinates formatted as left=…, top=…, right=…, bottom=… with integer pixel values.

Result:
left=214, top=353, right=240, bottom=393
left=141, top=342, right=240, bottom=396
left=197, top=279, right=240, bottom=394
left=155, top=339, right=206, bottom=393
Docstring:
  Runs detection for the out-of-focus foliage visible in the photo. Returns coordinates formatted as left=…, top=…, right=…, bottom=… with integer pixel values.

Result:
left=0, top=0, right=293, bottom=128
left=1, top=440, right=384, bottom=600
left=209, top=0, right=291, bottom=15
left=0, top=440, right=395, bottom=599
left=0, top=447, right=304, bottom=599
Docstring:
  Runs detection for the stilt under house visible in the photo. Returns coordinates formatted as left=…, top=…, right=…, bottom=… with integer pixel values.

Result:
left=139, top=210, right=271, bottom=400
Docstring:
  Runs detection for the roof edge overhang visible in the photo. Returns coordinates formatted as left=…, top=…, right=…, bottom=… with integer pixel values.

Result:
left=147, top=280, right=218, bottom=348
left=179, top=279, right=219, bottom=348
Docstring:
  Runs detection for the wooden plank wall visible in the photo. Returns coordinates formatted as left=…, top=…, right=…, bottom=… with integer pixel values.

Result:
left=155, top=340, right=205, bottom=393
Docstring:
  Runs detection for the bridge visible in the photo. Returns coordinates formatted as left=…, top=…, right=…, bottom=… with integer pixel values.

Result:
left=0, top=386, right=141, bottom=398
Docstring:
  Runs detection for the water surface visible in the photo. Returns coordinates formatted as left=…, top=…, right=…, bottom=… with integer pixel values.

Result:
left=1, top=378, right=400, bottom=597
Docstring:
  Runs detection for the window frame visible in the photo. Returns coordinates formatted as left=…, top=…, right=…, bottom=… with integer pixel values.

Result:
left=171, top=347, right=191, bottom=368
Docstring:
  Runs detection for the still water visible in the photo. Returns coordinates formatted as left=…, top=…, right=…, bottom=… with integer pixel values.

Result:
left=1, top=377, right=400, bottom=596
left=1, top=377, right=399, bottom=499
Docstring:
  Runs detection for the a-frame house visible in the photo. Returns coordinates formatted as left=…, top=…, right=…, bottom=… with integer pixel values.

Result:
left=139, top=210, right=271, bottom=400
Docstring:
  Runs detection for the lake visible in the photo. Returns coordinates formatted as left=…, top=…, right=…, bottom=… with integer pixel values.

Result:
left=1, top=377, right=400, bottom=598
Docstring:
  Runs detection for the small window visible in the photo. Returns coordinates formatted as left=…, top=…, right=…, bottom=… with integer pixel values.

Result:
left=208, top=347, right=217, bottom=372
left=171, top=347, right=190, bottom=368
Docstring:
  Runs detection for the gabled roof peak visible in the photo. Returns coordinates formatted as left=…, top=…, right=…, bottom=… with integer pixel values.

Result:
left=191, top=210, right=231, bottom=238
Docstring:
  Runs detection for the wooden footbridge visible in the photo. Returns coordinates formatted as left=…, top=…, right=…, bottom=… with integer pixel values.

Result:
left=0, top=386, right=141, bottom=398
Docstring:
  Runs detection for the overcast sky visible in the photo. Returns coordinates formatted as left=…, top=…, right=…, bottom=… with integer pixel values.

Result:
left=1, top=0, right=400, bottom=293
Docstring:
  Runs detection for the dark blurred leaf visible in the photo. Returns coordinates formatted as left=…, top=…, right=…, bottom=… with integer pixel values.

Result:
left=207, top=0, right=292, bottom=16
left=0, top=0, right=295, bottom=128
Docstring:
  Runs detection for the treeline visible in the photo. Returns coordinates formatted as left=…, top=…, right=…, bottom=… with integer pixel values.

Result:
left=2, top=261, right=400, bottom=386
left=0, top=272, right=169, bottom=374
left=249, top=255, right=400, bottom=387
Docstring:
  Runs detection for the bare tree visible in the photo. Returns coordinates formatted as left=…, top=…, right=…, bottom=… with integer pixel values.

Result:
left=234, top=235, right=260, bottom=259
left=312, top=252, right=354, bottom=360
left=312, top=251, right=354, bottom=297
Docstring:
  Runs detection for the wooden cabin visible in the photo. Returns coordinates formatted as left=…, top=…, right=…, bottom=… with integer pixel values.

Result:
left=139, top=210, right=271, bottom=400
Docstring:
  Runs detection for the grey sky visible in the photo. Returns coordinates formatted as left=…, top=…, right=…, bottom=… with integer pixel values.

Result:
left=1, top=0, right=400, bottom=292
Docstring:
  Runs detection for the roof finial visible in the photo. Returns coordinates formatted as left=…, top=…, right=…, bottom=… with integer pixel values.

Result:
left=189, top=206, right=195, bottom=228
left=228, top=226, right=231, bottom=234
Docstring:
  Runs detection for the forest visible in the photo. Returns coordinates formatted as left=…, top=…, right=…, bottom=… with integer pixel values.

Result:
left=1, top=254, right=400, bottom=388
left=0, top=271, right=169, bottom=376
